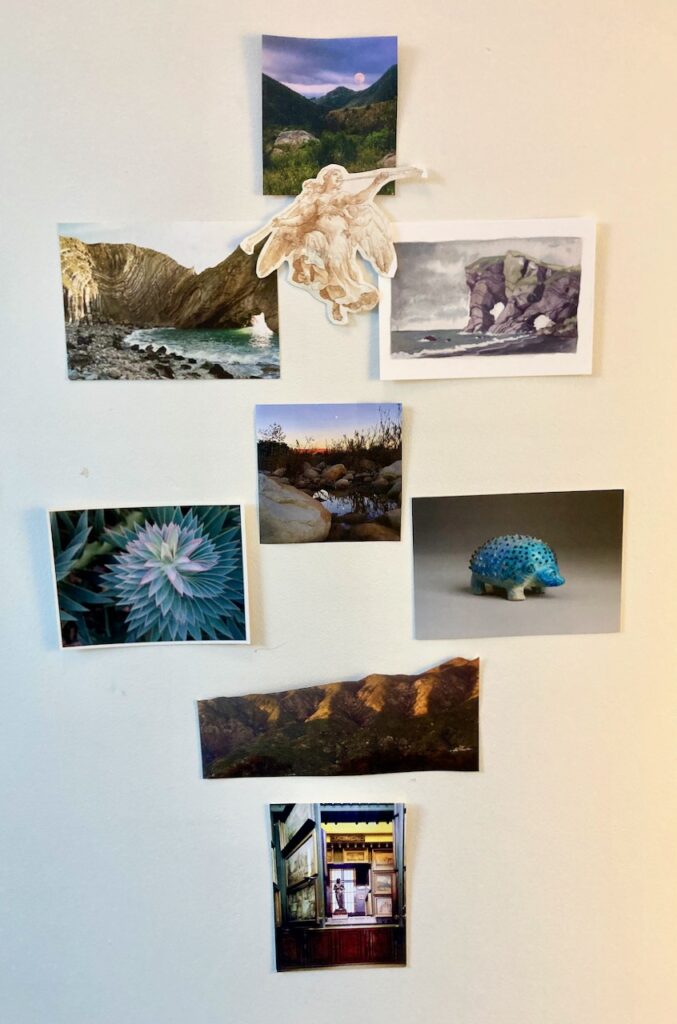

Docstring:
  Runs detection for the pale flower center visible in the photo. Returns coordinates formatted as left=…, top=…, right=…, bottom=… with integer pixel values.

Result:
left=159, top=538, right=178, bottom=563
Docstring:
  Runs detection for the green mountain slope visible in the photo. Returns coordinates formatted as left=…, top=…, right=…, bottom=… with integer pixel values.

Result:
left=343, top=64, right=397, bottom=107
left=262, top=73, right=324, bottom=130
left=315, top=85, right=358, bottom=110
left=326, top=98, right=397, bottom=135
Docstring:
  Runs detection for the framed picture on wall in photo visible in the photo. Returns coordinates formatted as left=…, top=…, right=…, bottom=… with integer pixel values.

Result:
left=372, top=871, right=393, bottom=895
left=279, top=804, right=314, bottom=850
left=379, top=218, right=596, bottom=380
left=372, top=850, right=395, bottom=866
left=374, top=896, right=394, bottom=917
left=48, top=505, right=249, bottom=648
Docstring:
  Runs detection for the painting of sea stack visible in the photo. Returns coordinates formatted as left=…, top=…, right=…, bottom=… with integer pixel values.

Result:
left=59, top=223, right=279, bottom=380
left=256, top=403, right=402, bottom=543
left=380, top=219, right=595, bottom=379
left=262, top=35, right=398, bottom=195
left=198, top=657, right=479, bottom=777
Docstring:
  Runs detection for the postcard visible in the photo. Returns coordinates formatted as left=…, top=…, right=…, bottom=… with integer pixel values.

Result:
left=269, top=802, right=406, bottom=970
left=380, top=219, right=596, bottom=379
left=49, top=505, right=249, bottom=647
left=262, top=35, right=397, bottom=195
left=412, top=489, right=624, bottom=639
left=59, top=223, right=279, bottom=380
left=256, top=402, right=402, bottom=543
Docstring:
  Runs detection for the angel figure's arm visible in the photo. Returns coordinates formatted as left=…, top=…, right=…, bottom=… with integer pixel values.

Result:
left=273, top=195, right=317, bottom=228
left=242, top=194, right=317, bottom=253
left=345, top=170, right=391, bottom=205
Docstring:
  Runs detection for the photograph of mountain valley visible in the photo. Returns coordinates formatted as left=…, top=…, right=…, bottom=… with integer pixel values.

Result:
left=198, top=657, right=479, bottom=777
left=59, top=223, right=279, bottom=380
left=262, top=35, right=397, bottom=195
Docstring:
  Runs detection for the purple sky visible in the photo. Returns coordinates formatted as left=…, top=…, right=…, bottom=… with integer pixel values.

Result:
left=262, top=35, right=397, bottom=98
left=256, top=403, right=401, bottom=449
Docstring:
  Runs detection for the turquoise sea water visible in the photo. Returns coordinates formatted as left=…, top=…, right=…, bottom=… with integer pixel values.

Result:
left=125, top=326, right=280, bottom=378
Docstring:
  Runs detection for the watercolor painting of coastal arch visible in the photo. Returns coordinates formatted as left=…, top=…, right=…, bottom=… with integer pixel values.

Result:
left=379, top=219, right=596, bottom=380
left=58, top=223, right=279, bottom=380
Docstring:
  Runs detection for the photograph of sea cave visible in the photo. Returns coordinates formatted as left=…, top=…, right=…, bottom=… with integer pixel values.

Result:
left=269, top=803, right=406, bottom=971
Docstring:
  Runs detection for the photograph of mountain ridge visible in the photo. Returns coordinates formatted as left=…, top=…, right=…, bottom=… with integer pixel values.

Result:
left=198, top=656, right=479, bottom=777
left=262, top=35, right=398, bottom=195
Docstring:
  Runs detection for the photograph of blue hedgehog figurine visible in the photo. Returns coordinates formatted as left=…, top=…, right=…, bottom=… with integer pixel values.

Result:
left=412, top=490, right=623, bottom=639
left=470, top=534, right=565, bottom=601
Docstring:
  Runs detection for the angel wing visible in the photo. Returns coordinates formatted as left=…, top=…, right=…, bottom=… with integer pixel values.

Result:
left=256, top=229, right=296, bottom=278
left=347, top=202, right=397, bottom=278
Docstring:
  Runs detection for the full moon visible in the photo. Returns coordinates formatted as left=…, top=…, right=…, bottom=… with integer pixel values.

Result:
left=354, top=72, right=365, bottom=85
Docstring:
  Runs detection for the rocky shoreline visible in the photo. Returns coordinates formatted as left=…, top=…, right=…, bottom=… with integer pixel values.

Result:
left=259, top=457, right=402, bottom=543
left=65, top=323, right=275, bottom=380
left=474, top=332, right=577, bottom=356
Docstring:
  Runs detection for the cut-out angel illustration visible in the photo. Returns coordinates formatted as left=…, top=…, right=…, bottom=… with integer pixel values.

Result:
left=241, top=163, right=424, bottom=324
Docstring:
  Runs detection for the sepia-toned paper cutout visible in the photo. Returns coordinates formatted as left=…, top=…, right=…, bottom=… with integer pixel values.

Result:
left=241, top=163, right=424, bottom=324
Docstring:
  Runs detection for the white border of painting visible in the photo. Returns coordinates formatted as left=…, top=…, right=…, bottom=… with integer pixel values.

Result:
left=379, top=218, right=596, bottom=380
left=47, top=505, right=251, bottom=650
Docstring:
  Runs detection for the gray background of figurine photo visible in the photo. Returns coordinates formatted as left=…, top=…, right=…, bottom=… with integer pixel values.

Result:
left=412, top=490, right=624, bottom=640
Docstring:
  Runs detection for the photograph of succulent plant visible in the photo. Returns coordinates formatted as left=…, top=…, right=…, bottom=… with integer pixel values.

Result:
left=49, top=505, right=248, bottom=647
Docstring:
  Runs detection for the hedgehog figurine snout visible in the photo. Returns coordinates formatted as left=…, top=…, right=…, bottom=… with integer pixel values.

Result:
left=469, top=533, right=565, bottom=601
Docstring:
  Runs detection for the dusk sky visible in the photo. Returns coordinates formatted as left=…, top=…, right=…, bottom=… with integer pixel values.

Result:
left=392, top=237, right=582, bottom=331
left=262, top=35, right=397, bottom=98
left=256, top=403, right=401, bottom=449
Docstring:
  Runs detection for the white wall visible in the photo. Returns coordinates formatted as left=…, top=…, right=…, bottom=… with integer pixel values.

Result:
left=1, top=2, right=675, bottom=1022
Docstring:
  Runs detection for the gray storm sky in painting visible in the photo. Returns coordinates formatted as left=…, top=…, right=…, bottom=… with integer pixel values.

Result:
left=391, top=237, right=582, bottom=331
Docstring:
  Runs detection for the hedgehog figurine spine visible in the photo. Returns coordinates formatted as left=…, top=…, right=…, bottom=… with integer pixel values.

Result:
left=469, top=533, right=565, bottom=601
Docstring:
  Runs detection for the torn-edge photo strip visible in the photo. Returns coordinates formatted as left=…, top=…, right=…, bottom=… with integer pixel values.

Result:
left=269, top=802, right=407, bottom=971
left=48, top=505, right=250, bottom=648
left=59, top=223, right=279, bottom=380
left=262, top=34, right=398, bottom=196
left=380, top=218, right=596, bottom=380
left=198, top=657, right=479, bottom=777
